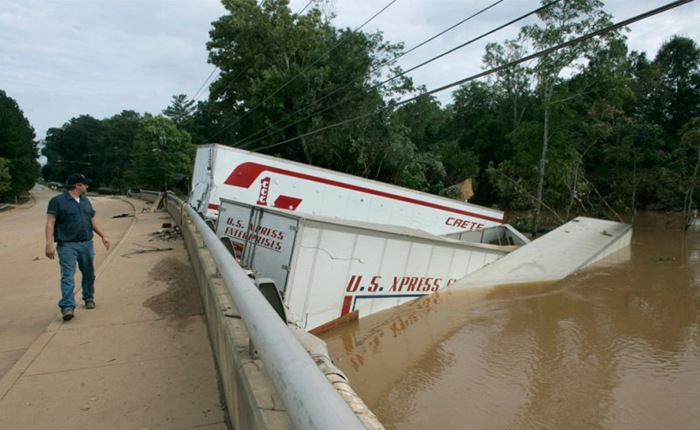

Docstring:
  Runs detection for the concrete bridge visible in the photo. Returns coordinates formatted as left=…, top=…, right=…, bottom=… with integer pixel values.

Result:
left=0, top=187, right=378, bottom=429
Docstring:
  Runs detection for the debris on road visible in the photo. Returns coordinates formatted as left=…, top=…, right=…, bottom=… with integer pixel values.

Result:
left=149, top=226, right=182, bottom=241
left=121, top=244, right=174, bottom=257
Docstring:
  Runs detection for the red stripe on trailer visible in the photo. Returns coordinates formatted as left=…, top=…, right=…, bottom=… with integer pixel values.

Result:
left=273, top=195, right=303, bottom=210
left=224, top=162, right=504, bottom=224
left=341, top=296, right=353, bottom=316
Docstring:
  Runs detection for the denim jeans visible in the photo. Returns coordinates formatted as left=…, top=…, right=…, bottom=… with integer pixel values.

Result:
left=57, top=241, right=95, bottom=310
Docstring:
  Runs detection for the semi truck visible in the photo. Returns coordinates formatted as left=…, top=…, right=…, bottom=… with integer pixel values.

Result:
left=215, top=198, right=511, bottom=332
left=189, top=143, right=505, bottom=236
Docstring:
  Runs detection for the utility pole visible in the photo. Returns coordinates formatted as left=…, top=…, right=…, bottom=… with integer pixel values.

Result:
left=87, top=152, right=94, bottom=179
left=159, top=136, right=167, bottom=191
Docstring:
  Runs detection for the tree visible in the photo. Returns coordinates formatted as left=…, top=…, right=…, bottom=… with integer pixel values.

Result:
left=205, top=0, right=416, bottom=184
left=679, top=118, right=700, bottom=228
left=42, top=111, right=140, bottom=191
left=483, top=38, right=532, bottom=130
left=627, top=37, right=700, bottom=210
left=519, top=0, right=616, bottom=235
left=292, top=28, right=414, bottom=180
left=0, top=158, right=11, bottom=194
left=206, top=0, right=333, bottom=152
left=42, top=115, right=103, bottom=186
left=0, top=90, right=39, bottom=202
left=163, top=94, right=196, bottom=128
left=647, top=36, right=700, bottom=142
left=601, top=118, right=665, bottom=214
left=392, top=95, right=453, bottom=195
left=100, top=111, right=141, bottom=191
left=449, top=81, right=516, bottom=204
left=187, top=100, right=233, bottom=145
left=563, top=34, right=634, bottom=219
left=131, top=115, right=195, bottom=191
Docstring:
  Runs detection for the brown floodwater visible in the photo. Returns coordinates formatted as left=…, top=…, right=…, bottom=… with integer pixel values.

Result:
left=319, top=213, right=700, bottom=429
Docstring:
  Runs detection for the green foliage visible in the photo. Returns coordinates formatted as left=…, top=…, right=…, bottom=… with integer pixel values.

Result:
left=483, top=39, right=531, bottom=130
left=6, top=0, right=698, bottom=223
left=642, top=36, right=700, bottom=144
left=393, top=95, right=447, bottom=153
left=444, top=82, right=515, bottom=204
left=392, top=95, right=475, bottom=195
left=205, top=0, right=416, bottom=183
left=163, top=94, right=196, bottom=128
left=678, top=118, right=700, bottom=226
left=42, top=111, right=140, bottom=191
left=0, top=157, right=11, bottom=194
left=207, top=0, right=334, bottom=151
left=193, top=0, right=695, bottom=220
left=0, top=90, right=39, bottom=201
left=187, top=100, right=232, bottom=145
left=132, top=115, right=195, bottom=191
left=518, top=0, right=616, bottom=234
left=42, top=115, right=101, bottom=183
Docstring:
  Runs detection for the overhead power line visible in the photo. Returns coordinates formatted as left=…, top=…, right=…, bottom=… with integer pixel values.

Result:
left=415, top=0, right=693, bottom=100
left=235, top=0, right=509, bottom=149
left=297, top=0, right=314, bottom=15
left=207, top=0, right=400, bottom=142
left=376, top=0, right=563, bottom=90
left=254, top=0, right=695, bottom=152
left=237, top=0, right=559, bottom=150
left=191, top=66, right=220, bottom=102
left=390, top=0, right=505, bottom=65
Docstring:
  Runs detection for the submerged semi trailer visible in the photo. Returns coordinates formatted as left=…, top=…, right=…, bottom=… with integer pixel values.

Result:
left=190, top=143, right=505, bottom=236
left=215, top=198, right=511, bottom=331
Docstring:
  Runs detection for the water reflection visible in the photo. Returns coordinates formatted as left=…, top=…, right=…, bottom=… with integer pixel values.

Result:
left=320, top=213, right=700, bottom=429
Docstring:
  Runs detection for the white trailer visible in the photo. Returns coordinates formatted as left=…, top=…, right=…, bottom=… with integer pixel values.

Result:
left=190, top=143, right=505, bottom=236
left=216, top=198, right=510, bottom=331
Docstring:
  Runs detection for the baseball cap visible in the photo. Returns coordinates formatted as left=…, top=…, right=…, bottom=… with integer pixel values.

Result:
left=66, top=173, right=92, bottom=186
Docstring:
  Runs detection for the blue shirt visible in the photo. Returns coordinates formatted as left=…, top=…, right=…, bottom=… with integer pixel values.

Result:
left=47, top=192, right=96, bottom=242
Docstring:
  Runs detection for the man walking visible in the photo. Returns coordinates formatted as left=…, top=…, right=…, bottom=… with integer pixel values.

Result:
left=45, top=173, right=111, bottom=321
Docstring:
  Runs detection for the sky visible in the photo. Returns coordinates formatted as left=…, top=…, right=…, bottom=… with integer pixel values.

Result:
left=1, top=0, right=698, bottom=143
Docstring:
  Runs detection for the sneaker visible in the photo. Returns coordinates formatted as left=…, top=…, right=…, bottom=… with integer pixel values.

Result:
left=62, top=308, right=74, bottom=321
left=85, top=299, right=96, bottom=310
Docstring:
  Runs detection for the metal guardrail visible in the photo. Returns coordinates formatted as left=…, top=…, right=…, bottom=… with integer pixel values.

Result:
left=164, top=191, right=185, bottom=206
left=183, top=203, right=365, bottom=430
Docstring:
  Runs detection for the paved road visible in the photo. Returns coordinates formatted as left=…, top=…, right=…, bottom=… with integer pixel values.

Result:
left=0, top=186, right=227, bottom=429
left=0, top=186, right=135, bottom=377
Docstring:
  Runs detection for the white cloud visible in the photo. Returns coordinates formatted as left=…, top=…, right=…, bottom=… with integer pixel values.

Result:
left=1, top=0, right=697, bottom=141
left=317, top=0, right=699, bottom=102
left=1, top=0, right=225, bottom=139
